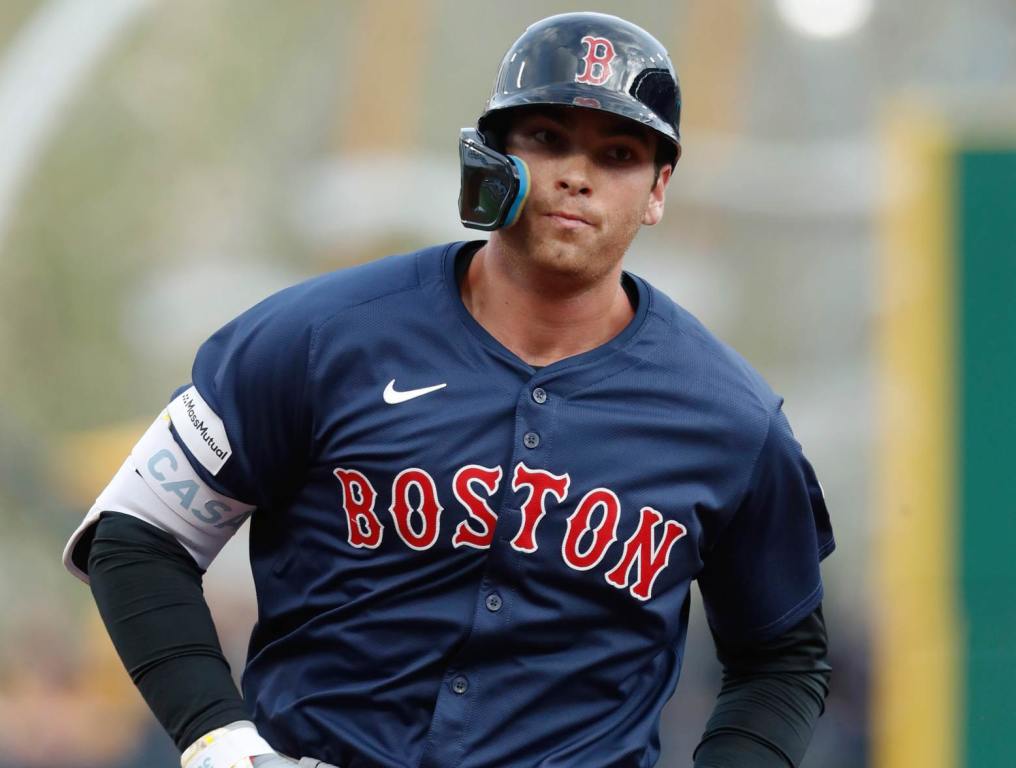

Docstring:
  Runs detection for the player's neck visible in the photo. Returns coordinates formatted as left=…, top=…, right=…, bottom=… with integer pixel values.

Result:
left=460, top=243, right=635, bottom=368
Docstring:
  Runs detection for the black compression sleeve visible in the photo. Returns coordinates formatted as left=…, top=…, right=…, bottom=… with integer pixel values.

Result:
left=693, top=605, right=832, bottom=768
left=87, top=511, right=249, bottom=750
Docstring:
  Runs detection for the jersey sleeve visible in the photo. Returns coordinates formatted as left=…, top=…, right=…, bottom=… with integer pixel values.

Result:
left=697, top=405, right=834, bottom=646
left=169, top=285, right=317, bottom=511
left=62, top=286, right=317, bottom=584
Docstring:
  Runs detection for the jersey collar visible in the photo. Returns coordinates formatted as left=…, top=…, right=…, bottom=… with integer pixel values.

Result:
left=436, top=240, right=653, bottom=386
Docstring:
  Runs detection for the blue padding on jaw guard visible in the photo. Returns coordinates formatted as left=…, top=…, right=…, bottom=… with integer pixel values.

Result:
left=503, top=155, right=530, bottom=228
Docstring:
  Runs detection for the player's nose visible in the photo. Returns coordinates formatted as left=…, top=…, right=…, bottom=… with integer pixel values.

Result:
left=554, top=155, right=593, bottom=196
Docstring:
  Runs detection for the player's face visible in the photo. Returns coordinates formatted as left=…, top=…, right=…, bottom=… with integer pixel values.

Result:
left=497, top=106, right=671, bottom=284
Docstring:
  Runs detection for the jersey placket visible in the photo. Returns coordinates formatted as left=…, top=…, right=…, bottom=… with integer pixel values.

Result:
left=418, top=376, right=559, bottom=768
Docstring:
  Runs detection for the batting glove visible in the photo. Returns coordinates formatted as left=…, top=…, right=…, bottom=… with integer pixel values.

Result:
left=180, top=721, right=340, bottom=768
left=180, top=720, right=282, bottom=768
left=251, top=756, right=299, bottom=767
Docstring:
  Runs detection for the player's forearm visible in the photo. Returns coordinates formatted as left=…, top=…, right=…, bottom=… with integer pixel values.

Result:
left=692, top=671, right=828, bottom=767
left=693, top=605, right=831, bottom=767
left=694, top=730, right=798, bottom=767
left=87, top=511, right=248, bottom=749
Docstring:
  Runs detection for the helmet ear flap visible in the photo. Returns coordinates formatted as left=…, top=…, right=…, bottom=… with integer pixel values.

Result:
left=458, top=128, right=530, bottom=231
left=475, top=112, right=509, bottom=153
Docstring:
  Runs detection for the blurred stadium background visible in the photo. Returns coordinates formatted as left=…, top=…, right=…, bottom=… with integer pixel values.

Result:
left=0, top=1, right=1013, bottom=766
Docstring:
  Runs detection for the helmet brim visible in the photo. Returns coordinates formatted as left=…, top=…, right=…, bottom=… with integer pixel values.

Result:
left=479, top=83, right=680, bottom=162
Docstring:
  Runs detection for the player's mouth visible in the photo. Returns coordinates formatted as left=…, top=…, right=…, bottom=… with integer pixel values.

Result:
left=545, top=210, right=593, bottom=229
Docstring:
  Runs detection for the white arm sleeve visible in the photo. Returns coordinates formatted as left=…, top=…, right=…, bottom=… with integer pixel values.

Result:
left=62, top=410, right=256, bottom=584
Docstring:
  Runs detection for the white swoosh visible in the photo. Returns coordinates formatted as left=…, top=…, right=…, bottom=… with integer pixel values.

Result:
left=383, top=379, right=447, bottom=405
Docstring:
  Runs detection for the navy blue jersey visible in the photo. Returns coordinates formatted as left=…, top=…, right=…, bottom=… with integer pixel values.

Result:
left=171, top=241, right=833, bottom=768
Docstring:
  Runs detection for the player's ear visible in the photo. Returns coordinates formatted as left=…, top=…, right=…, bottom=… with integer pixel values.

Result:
left=642, top=163, right=672, bottom=226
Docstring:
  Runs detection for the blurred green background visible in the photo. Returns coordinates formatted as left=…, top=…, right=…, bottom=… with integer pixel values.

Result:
left=1, top=1, right=1013, bottom=766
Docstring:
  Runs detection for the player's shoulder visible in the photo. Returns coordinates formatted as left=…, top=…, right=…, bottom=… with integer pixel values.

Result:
left=232, top=242, right=450, bottom=333
left=271, top=243, right=445, bottom=317
left=638, top=277, right=783, bottom=417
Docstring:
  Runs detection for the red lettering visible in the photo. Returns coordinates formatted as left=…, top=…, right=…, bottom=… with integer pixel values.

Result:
left=451, top=464, right=503, bottom=549
left=510, top=462, right=570, bottom=553
left=575, top=35, right=616, bottom=86
left=333, top=468, right=383, bottom=548
left=604, top=507, right=686, bottom=601
left=561, top=488, right=620, bottom=571
left=389, top=468, right=443, bottom=550
left=335, top=461, right=687, bottom=604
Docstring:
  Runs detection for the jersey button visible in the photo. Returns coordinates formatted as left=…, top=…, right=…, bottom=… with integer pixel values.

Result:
left=451, top=675, right=469, bottom=695
left=485, top=593, right=503, bottom=612
left=532, top=387, right=548, bottom=404
left=523, top=431, right=540, bottom=449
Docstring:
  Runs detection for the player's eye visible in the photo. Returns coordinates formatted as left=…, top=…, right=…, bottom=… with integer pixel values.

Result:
left=606, top=145, right=635, bottom=162
left=528, top=126, right=563, bottom=147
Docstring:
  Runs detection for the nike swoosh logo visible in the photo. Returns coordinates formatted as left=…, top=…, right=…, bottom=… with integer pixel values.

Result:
left=383, top=379, right=447, bottom=405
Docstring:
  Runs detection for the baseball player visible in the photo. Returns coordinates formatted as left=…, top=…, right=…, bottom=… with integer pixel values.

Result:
left=63, top=12, right=834, bottom=768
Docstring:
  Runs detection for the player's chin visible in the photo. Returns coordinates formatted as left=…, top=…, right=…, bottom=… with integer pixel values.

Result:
left=538, top=242, right=604, bottom=278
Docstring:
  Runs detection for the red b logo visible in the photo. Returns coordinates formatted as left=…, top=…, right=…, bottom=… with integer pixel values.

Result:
left=576, top=36, right=616, bottom=86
